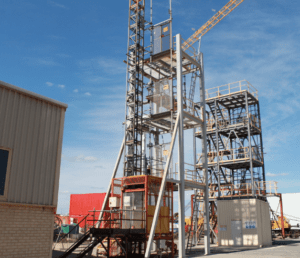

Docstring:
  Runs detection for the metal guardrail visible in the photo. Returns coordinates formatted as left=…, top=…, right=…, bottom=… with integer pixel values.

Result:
left=197, top=146, right=263, bottom=165
left=171, top=162, right=203, bottom=183
left=207, top=181, right=278, bottom=198
left=205, top=80, right=258, bottom=99
left=88, top=209, right=146, bottom=230
left=53, top=214, right=89, bottom=250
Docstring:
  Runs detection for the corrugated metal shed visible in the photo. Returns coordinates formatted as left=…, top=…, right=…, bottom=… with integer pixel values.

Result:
left=0, top=80, right=67, bottom=207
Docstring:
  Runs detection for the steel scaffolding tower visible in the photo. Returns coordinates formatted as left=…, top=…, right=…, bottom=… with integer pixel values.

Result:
left=196, top=81, right=266, bottom=198
left=58, top=1, right=211, bottom=257
left=124, top=0, right=146, bottom=177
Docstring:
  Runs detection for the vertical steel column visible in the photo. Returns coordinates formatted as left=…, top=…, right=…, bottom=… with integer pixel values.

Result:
left=257, top=101, right=266, bottom=191
left=193, top=127, right=197, bottom=246
left=142, top=133, right=146, bottom=174
left=200, top=52, right=211, bottom=255
left=245, top=91, right=254, bottom=195
left=214, top=99, right=221, bottom=197
left=169, top=0, right=173, bottom=111
left=279, top=193, right=286, bottom=239
left=176, top=34, right=186, bottom=258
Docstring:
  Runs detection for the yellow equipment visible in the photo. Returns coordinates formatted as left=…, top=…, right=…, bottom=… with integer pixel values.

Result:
left=182, top=0, right=245, bottom=51
left=272, top=216, right=290, bottom=230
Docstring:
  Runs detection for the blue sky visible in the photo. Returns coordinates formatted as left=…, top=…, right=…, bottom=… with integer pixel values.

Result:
left=1, top=0, right=300, bottom=214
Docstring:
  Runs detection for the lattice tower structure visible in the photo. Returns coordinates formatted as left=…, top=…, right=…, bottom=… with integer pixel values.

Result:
left=124, top=0, right=146, bottom=177
left=196, top=81, right=266, bottom=197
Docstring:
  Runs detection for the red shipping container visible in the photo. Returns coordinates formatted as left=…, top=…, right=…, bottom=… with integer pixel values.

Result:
left=69, top=193, right=108, bottom=228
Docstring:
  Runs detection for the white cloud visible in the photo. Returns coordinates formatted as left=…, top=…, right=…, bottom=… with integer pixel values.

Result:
left=212, top=9, right=216, bottom=12
left=73, top=89, right=79, bottom=93
left=27, top=57, right=59, bottom=66
left=59, top=190, right=69, bottom=194
left=48, top=0, right=67, bottom=9
left=83, top=156, right=98, bottom=162
left=78, top=57, right=126, bottom=84
left=266, top=172, right=289, bottom=177
left=62, top=154, right=98, bottom=163
left=46, top=82, right=53, bottom=87
left=84, top=92, right=91, bottom=96
left=58, top=84, right=65, bottom=88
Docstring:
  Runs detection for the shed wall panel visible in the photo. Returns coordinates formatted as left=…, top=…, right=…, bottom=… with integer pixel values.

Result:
left=261, top=200, right=272, bottom=246
left=0, top=85, right=66, bottom=206
left=218, top=199, right=271, bottom=246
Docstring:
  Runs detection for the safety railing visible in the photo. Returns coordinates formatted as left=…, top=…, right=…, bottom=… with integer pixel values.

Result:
left=171, top=162, right=204, bottom=184
left=207, top=181, right=278, bottom=198
left=52, top=213, right=90, bottom=250
left=198, top=114, right=261, bottom=133
left=205, top=80, right=258, bottom=100
left=88, top=209, right=146, bottom=230
left=198, top=146, right=263, bottom=164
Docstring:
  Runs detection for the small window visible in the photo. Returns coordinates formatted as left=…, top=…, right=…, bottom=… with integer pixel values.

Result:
left=0, top=147, right=11, bottom=200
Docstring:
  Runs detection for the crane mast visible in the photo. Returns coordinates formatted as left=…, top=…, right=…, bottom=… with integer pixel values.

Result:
left=183, top=0, right=244, bottom=51
left=124, top=0, right=146, bottom=177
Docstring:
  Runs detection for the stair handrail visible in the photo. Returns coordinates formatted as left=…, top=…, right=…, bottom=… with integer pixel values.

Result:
left=53, top=213, right=90, bottom=250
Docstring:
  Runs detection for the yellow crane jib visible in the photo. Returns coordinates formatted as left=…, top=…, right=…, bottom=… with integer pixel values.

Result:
left=182, top=0, right=245, bottom=51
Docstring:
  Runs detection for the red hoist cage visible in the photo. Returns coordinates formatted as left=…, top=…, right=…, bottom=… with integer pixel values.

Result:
left=101, top=175, right=175, bottom=257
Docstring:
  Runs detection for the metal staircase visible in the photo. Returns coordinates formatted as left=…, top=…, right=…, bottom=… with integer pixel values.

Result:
left=57, top=230, right=105, bottom=258
left=186, top=195, right=201, bottom=252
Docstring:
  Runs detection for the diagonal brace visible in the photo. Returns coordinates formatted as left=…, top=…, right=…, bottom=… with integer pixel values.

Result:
left=96, top=137, right=125, bottom=228
left=144, top=114, right=180, bottom=258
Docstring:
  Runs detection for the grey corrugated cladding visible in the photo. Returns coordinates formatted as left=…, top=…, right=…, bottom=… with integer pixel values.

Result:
left=0, top=80, right=67, bottom=206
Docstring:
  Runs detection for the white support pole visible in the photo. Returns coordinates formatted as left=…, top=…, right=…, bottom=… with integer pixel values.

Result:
left=193, top=127, right=197, bottom=246
left=142, top=133, right=146, bottom=174
left=200, top=52, right=211, bottom=255
left=176, top=34, right=186, bottom=258
left=96, top=137, right=125, bottom=228
left=145, top=115, right=180, bottom=258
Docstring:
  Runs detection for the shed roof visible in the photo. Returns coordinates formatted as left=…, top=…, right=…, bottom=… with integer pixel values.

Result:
left=0, top=80, right=68, bottom=109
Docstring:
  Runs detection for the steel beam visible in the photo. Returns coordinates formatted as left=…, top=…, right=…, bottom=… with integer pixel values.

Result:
left=245, top=91, right=254, bottom=195
left=177, top=34, right=186, bottom=258
left=96, top=137, right=125, bottom=228
left=215, top=99, right=221, bottom=198
left=200, top=52, right=211, bottom=255
left=182, top=50, right=201, bottom=69
left=183, top=111, right=204, bottom=125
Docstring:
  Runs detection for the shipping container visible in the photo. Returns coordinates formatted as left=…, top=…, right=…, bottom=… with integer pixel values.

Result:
left=69, top=193, right=108, bottom=228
